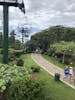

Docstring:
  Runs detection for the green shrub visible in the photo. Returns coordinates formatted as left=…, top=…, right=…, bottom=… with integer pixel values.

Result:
left=0, top=63, right=26, bottom=100
left=6, top=76, right=45, bottom=100
left=14, top=51, right=23, bottom=57
left=0, top=49, right=3, bottom=54
left=9, top=55, right=15, bottom=61
left=16, top=59, right=24, bottom=66
left=31, top=67, right=40, bottom=72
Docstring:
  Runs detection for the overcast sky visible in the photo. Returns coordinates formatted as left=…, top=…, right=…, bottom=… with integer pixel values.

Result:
left=0, top=0, right=75, bottom=34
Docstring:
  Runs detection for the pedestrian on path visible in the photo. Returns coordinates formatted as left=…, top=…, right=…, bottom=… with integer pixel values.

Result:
left=73, top=68, right=75, bottom=85
left=64, top=66, right=69, bottom=79
left=69, top=67, right=73, bottom=81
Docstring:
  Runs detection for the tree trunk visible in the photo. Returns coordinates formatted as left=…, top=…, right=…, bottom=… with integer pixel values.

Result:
left=62, top=51, right=65, bottom=63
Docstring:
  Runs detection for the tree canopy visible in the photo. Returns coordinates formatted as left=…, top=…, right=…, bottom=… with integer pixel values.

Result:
left=26, top=25, right=75, bottom=52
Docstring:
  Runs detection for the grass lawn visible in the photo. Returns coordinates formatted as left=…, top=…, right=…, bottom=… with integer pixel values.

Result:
left=22, top=54, right=75, bottom=100
left=42, top=54, right=67, bottom=69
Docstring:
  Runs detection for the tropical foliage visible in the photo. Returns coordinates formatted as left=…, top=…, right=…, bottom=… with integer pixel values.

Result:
left=6, top=76, right=44, bottom=100
left=0, top=64, right=26, bottom=93
left=26, top=25, right=75, bottom=65
left=47, top=41, right=75, bottom=55
left=26, top=25, right=75, bottom=53
left=47, top=41, right=75, bottom=64
left=0, top=30, right=22, bottom=50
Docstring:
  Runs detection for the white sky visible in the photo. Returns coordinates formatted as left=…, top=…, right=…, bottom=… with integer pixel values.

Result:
left=0, top=0, right=75, bottom=34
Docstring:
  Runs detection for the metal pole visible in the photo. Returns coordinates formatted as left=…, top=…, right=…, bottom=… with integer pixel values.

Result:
left=0, top=1, right=25, bottom=64
left=3, top=5, right=9, bottom=64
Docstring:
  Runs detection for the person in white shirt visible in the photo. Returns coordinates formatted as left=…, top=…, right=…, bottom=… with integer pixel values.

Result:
left=73, top=68, right=75, bottom=85
left=69, top=67, right=73, bottom=80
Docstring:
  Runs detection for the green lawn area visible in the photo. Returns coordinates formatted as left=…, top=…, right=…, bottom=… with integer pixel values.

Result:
left=42, top=54, right=67, bottom=69
left=22, top=54, right=75, bottom=100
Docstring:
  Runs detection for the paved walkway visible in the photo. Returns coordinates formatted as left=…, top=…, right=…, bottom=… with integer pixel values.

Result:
left=31, top=53, right=75, bottom=89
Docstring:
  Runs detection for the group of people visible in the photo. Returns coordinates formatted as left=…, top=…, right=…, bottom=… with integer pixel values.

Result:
left=64, top=66, right=75, bottom=80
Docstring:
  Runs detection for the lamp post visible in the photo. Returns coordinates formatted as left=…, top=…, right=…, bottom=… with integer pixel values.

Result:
left=0, top=0, right=25, bottom=64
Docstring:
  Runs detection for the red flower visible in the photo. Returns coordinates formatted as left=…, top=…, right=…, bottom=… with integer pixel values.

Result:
left=30, top=74, right=37, bottom=79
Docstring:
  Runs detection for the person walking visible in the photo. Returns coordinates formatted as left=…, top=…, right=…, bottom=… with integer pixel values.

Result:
left=64, top=66, right=69, bottom=79
left=69, top=67, right=73, bottom=81
left=73, top=68, right=75, bottom=85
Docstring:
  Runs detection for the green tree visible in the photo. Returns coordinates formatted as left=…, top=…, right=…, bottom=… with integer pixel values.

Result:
left=0, top=32, right=3, bottom=48
left=9, top=30, right=16, bottom=48
left=48, top=41, right=75, bottom=63
left=26, top=25, right=75, bottom=53
left=14, top=40, right=22, bottom=50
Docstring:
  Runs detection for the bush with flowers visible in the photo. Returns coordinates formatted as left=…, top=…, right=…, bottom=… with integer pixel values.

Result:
left=6, top=75, right=45, bottom=100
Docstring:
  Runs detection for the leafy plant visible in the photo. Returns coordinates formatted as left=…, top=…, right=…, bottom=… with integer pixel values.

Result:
left=6, top=76, right=45, bottom=100
left=16, top=59, right=24, bottom=66
left=0, top=64, right=26, bottom=94
left=31, top=67, right=40, bottom=72
left=47, top=41, right=75, bottom=64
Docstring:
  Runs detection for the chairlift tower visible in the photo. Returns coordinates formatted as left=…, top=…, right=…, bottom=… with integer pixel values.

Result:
left=0, top=0, right=25, bottom=64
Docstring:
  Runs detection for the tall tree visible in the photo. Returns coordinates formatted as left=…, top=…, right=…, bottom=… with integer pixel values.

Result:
left=14, top=40, right=22, bottom=50
left=9, top=30, right=16, bottom=48
left=26, top=25, right=75, bottom=53
left=0, top=32, right=3, bottom=48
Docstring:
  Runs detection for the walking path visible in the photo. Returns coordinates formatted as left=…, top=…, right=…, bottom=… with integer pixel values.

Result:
left=31, top=53, right=75, bottom=89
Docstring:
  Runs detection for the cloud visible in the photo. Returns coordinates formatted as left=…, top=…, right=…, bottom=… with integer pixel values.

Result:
left=0, top=0, right=75, bottom=35
left=25, top=0, right=75, bottom=29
